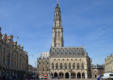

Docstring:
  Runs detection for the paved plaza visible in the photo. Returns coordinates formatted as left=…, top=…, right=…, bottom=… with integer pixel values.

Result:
left=50, top=79, right=97, bottom=80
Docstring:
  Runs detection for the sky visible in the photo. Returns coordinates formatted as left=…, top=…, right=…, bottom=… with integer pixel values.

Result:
left=0, top=0, right=113, bottom=67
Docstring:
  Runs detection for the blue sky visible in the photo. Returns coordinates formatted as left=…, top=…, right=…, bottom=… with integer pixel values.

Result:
left=0, top=0, right=113, bottom=67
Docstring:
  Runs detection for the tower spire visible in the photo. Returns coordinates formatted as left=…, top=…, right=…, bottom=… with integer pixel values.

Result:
left=54, top=1, right=62, bottom=28
left=57, top=0, right=59, bottom=4
left=51, top=1, right=64, bottom=47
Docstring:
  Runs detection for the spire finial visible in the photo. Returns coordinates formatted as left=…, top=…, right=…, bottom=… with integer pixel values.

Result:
left=57, top=0, right=59, bottom=4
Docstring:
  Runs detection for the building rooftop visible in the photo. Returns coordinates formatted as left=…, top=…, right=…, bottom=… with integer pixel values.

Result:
left=39, top=52, right=49, bottom=59
left=50, top=47, right=88, bottom=58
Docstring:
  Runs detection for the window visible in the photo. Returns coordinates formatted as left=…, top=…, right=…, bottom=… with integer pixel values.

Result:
left=110, top=74, right=113, bottom=76
left=69, top=63, right=71, bottom=69
left=52, top=63, right=54, bottom=69
left=60, top=63, right=62, bottom=69
left=58, top=31, right=60, bottom=37
left=81, top=63, right=84, bottom=69
left=56, top=63, right=58, bottom=69
left=73, top=63, right=75, bottom=69
left=77, top=63, right=79, bottom=69
left=65, top=63, right=67, bottom=69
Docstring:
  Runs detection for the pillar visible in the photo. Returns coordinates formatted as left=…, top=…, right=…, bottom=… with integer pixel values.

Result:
left=85, top=73, right=87, bottom=79
left=69, top=72, right=71, bottom=79
left=64, top=72, right=65, bottom=79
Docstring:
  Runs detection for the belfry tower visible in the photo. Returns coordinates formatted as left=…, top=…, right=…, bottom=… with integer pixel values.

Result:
left=52, top=1, right=64, bottom=47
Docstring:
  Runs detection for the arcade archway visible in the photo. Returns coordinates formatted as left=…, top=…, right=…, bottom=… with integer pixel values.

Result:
left=59, top=72, right=64, bottom=78
left=77, top=72, right=81, bottom=79
left=71, top=72, right=76, bottom=79
left=65, top=72, right=69, bottom=78
left=82, top=73, right=85, bottom=78
left=54, top=72, right=58, bottom=78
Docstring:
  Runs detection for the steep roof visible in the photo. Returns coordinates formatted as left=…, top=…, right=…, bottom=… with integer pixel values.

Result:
left=50, top=47, right=88, bottom=58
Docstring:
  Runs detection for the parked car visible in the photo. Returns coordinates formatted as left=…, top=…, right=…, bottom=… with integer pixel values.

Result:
left=101, top=73, right=113, bottom=80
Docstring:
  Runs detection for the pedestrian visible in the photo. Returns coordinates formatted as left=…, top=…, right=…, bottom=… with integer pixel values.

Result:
left=97, top=75, right=101, bottom=80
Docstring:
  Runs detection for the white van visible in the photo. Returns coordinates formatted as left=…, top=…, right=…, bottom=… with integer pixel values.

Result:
left=101, top=73, right=113, bottom=80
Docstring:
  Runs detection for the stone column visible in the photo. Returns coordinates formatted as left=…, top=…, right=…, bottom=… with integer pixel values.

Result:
left=85, top=73, right=87, bottom=79
left=76, top=73, right=77, bottom=79
left=64, top=72, right=65, bottom=79
left=57, top=73, right=59, bottom=79
left=69, top=72, right=71, bottom=80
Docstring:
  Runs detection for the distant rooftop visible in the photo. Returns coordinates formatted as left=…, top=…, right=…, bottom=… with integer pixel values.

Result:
left=39, top=52, right=49, bottom=59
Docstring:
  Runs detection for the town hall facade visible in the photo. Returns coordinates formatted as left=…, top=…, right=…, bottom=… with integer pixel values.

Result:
left=37, top=1, right=92, bottom=79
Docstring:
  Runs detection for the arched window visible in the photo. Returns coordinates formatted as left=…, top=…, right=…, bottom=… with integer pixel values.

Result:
left=81, top=63, right=84, bottom=69
left=52, top=63, right=54, bottom=69
left=69, top=63, right=71, bottom=69
left=43, top=67, right=44, bottom=71
left=58, top=31, right=60, bottom=37
left=56, top=63, right=58, bottom=69
left=65, top=63, right=67, bottom=69
left=77, top=63, right=79, bottom=69
left=60, top=63, right=62, bottom=69
left=73, top=63, right=75, bottom=69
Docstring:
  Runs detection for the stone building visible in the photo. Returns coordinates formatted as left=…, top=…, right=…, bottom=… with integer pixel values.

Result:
left=28, top=65, right=37, bottom=76
left=0, top=27, right=28, bottom=78
left=49, top=47, right=92, bottom=79
left=38, top=52, right=50, bottom=77
left=92, top=64, right=104, bottom=78
left=105, top=54, right=113, bottom=73
left=38, top=1, right=92, bottom=79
